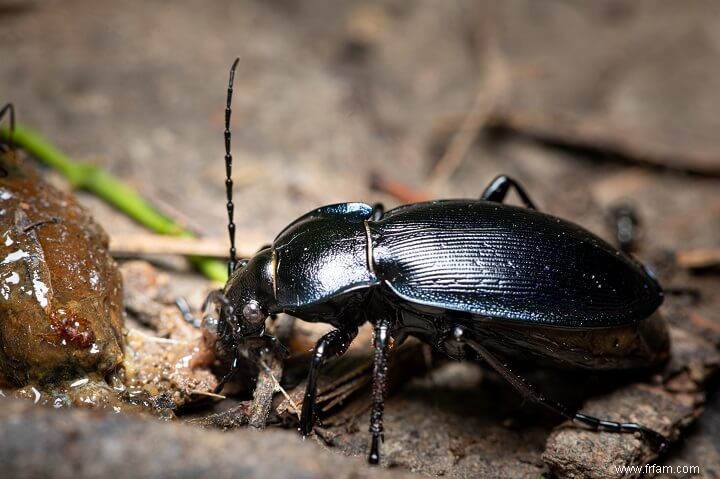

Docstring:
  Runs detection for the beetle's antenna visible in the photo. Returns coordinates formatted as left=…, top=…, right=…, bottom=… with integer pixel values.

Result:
left=0, top=103, right=16, bottom=151
left=225, top=59, right=240, bottom=276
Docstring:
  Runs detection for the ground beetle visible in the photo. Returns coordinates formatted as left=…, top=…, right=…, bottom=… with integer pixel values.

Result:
left=199, top=59, right=670, bottom=464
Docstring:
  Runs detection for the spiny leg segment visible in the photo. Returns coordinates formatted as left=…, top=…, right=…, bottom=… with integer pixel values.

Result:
left=453, top=326, right=668, bottom=450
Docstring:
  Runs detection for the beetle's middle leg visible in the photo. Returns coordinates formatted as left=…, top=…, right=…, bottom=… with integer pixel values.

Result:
left=368, top=316, right=392, bottom=464
left=480, top=175, right=537, bottom=210
left=453, top=327, right=668, bottom=450
left=300, top=326, right=358, bottom=436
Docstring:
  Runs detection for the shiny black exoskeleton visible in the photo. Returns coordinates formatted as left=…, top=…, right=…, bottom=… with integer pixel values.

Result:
left=200, top=60, right=670, bottom=464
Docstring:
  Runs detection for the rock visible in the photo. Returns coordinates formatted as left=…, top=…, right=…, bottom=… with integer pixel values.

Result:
left=0, top=150, right=123, bottom=387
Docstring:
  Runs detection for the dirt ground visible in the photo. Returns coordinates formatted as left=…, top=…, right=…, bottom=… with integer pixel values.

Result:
left=1, top=1, right=719, bottom=478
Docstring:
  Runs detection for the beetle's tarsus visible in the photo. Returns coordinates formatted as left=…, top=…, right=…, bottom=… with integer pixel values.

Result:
left=213, top=356, right=240, bottom=394
left=573, top=412, right=669, bottom=452
left=368, top=434, right=381, bottom=465
left=212, top=373, right=230, bottom=394
left=480, top=174, right=538, bottom=210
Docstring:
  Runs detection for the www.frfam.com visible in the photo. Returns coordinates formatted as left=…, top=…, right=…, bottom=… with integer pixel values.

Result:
left=613, top=464, right=701, bottom=475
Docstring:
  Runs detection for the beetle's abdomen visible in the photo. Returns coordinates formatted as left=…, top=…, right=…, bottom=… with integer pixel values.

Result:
left=472, top=312, right=670, bottom=369
left=370, top=200, right=662, bottom=328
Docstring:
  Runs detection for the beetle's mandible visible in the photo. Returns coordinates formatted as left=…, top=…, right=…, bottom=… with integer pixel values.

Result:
left=199, top=59, right=670, bottom=464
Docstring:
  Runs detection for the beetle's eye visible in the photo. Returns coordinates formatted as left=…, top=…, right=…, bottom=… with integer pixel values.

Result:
left=200, top=313, right=219, bottom=346
left=242, top=301, right=264, bottom=323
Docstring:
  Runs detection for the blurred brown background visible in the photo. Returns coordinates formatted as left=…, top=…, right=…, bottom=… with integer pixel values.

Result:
left=2, top=0, right=718, bottom=246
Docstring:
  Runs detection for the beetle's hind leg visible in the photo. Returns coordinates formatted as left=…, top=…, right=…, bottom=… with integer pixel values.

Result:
left=454, top=327, right=668, bottom=451
left=300, top=326, right=358, bottom=436
left=480, top=175, right=537, bottom=210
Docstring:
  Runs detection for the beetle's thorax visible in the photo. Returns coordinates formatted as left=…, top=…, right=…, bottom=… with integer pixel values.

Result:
left=272, top=209, right=377, bottom=310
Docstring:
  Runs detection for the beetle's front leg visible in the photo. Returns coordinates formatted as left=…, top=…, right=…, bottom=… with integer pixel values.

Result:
left=197, top=289, right=242, bottom=393
left=203, top=289, right=235, bottom=323
left=299, top=326, right=358, bottom=436
left=244, top=334, right=289, bottom=361
left=213, top=336, right=288, bottom=394
left=368, top=316, right=392, bottom=465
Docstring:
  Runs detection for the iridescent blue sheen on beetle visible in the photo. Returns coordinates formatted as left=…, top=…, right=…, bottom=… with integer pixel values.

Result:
left=202, top=60, right=669, bottom=465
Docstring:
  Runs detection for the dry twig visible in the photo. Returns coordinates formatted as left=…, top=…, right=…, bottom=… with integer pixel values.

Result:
left=110, top=233, right=264, bottom=259
left=248, top=315, right=297, bottom=429
left=426, top=42, right=508, bottom=186
left=675, top=248, right=720, bottom=270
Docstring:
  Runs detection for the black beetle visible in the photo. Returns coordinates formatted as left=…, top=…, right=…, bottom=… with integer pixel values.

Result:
left=199, top=59, right=670, bottom=464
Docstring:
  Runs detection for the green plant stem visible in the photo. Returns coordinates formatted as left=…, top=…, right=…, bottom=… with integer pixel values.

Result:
left=1, top=124, right=227, bottom=283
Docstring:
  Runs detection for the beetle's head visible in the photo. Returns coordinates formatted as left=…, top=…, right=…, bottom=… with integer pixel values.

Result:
left=202, top=247, right=277, bottom=353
